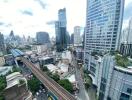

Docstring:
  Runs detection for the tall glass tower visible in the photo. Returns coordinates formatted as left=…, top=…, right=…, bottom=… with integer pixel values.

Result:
left=84, top=0, right=124, bottom=54
left=56, top=8, right=67, bottom=52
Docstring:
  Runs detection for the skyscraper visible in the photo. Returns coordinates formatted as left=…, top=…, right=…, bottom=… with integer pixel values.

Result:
left=70, top=34, right=74, bottom=44
left=0, top=32, right=5, bottom=52
left=56, top=8, right=67, bottom=52
left=84, top=0, right=124, bottom=54
left=128, top=18, right=132, bottom=43
left=36, top=32, right=50, bottom=45
left=74, top=26, right=81, bottom=46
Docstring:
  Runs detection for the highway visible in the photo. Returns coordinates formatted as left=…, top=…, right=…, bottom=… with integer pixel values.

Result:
left=21, top=57, right=76, bottom=100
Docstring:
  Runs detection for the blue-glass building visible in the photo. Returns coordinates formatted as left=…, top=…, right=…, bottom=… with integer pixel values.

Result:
left=84, top=0, right=124, bottom=53
left=0, top=32, right=5, bottom=52
left=36, top=32, right=50, bottom=45
left=56, top=8, right=67, bottom=52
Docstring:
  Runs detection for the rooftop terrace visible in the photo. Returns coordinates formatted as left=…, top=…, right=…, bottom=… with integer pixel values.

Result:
left=115, top=54, right=132, bottom=68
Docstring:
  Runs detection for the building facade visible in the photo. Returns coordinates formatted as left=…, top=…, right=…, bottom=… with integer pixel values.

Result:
left=120, top=18, right=132, bottom=44
left=4, top=72, right=32, bottom=100
left=0, top=32, right=5, bottom=52
left=74, top=26, right=82, bottom=46
left=120, top=43, right=132, bottom=57
left=128, top=18, right=132, bottom=43
left=56, top=8, right=67, bottom=52
left=36, top=32, right=50, bottom=45
left=84, top=0, right=124, bottom=53
left=86, top=54, right=132, bottom=100
left=70, top=34, right=74, bottom=44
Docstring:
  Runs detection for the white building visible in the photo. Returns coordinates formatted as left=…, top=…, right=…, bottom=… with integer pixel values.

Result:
left=32, top=45, right=48, bottom=54
left=87, top=54, right=132, bottom=100
left=74, top=26, right=82, bottom=46
left=0, top=56, right=5, bottom=66
left=0, top=66, right=13, bottom=76
left=128, top=18, right=132, bottom=43
left=121, top=28, right=129, bottom=43
left=4, top=72, right=32, bottom=100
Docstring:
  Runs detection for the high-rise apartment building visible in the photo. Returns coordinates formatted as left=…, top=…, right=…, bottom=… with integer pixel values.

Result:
left=0, top=32, right=5, bottom=52
left=74, top=26, right=82, bottom=46
left=84, top=0, right=124, bottom=54
left=121, top=18, right=132, bottom=44
left=56, top=8, right=67, bottom=52
left=128, top=18, right=132, bottom=43
left=36, top=32, right=50, bottom=45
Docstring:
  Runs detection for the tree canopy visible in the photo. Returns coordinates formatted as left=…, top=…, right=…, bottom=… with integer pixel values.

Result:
left=0, top=76, right=6, bottom=92
left=27, top=76, right=40, bottom=94
left=58, top=79, right=73, bottom=93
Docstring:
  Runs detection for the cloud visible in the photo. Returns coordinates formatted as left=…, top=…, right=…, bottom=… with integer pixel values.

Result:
left=20, top=10, right=33, bottom=16
left=0, top=22, right=4, bottom=26
left=46, top=20, right=56, bottom=25
left=34, top=0, right=47, bottom=9
left=5, top=23, right=12, bottom=27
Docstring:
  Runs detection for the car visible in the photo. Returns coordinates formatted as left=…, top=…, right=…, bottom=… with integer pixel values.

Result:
left=43, top=89, right=45, bottom=92
left=39, top=90, right=42, bottom=93
left=36, top=92, right=39, bottom=96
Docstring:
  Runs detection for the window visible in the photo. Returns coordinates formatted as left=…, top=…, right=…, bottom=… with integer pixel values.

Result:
left=127, top=88, right=132, bottom=94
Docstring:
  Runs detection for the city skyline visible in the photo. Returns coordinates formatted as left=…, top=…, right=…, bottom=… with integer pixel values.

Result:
left=0, top=0, right=131, bottom=38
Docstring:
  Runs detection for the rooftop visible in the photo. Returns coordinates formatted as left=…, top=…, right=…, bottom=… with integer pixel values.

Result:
left=66, top=74, right=76, bottom=83
left=6, top=72, right=26, bottom=89
left=115, top=54, right=132, bottom=68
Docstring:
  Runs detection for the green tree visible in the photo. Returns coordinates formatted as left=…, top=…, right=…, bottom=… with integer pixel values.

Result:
left=0, top=76, right=6, bottom=92
left=12, top=66, right=21, bottom=73
left=42, top=66, right=48, bottom=72
left=50, top=73, right=60, bottom=82
left=58, top=79, right=73, bottom=93
left=27, top=76, right=40, bottom=94
left=0, top=76, right=6, bottom=100
left=0, top=95, right=4, bottom=100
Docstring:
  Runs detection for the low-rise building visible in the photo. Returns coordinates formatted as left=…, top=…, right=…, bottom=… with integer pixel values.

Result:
left=39, top=56, right=54, bottom=66
left=3, top=72, right=32, bottom=100
left=4, top=54, right=15, bottom=65
left=0, top=56, right=5, bottom=66
left=0, top=66, right=13, bottom=76
left=32, top=45, right=48, bottom=54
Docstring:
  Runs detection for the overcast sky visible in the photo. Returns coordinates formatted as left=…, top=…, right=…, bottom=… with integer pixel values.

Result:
left=0, top=0, right=132, bottom=38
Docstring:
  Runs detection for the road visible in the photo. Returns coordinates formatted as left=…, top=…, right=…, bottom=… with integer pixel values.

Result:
left=72, top=55, right=90, bottom=100
left=21, top=57, right=76, bottom=100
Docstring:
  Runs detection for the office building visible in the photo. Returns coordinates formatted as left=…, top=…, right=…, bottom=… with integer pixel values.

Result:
left=74, top=26, right=81, bottom=46
left=84, top=0, right=124, bottom=71
left=56, top=8, right=67, bottom=52
left=120, top=42, right=132, bottom=57
left=120, top=18, right=132, bottom=44
left=70, top=34, right=74, bottom=44
left=84, top=0, right=126, bottom=100
left=0, top=32, right=5, bottom=52
left=36, top=32, right=50, bottom=45
left=128, top=18, right=132, bottom=43
left=84, top=0, right=124, bottom=54
left=121, top=28, right=129, bottom=43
